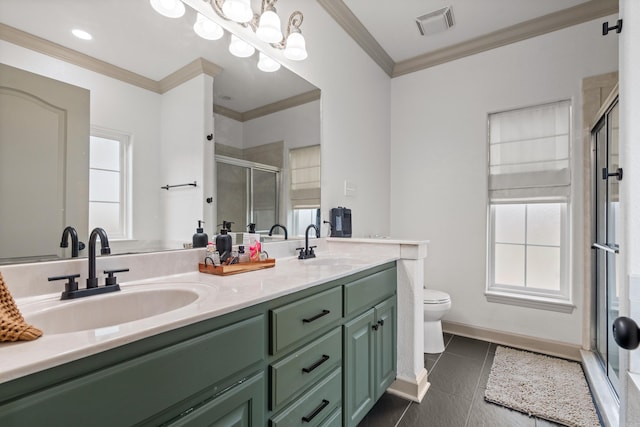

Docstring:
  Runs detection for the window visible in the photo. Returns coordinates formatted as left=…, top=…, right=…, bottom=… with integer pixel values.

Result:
left=487, top=100, right=572, bottom=311
left=89, top=128, right=131, bottom=239
left=289, top=145, right=320, bottom=236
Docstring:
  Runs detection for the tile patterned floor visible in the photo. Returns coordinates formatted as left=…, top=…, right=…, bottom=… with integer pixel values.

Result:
left=358, top=334, right=566, bottom=427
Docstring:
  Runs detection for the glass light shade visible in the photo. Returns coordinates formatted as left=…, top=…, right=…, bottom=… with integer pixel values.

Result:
left=257, top=52, right=281, bottom=72
left=193, top=13, right=224, bottom=40
left=150, top=0, right=185, bottom=18
left=256, top=10, right=283, bottom=43
left=229, top=34, right=255, bottom=58
left=222, top=0, right=253, bottom=23
left=283, top=32, right=307, bottom=60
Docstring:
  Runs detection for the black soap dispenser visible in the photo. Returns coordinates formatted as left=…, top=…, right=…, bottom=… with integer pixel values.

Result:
left=192, top=220, right=209, bottom=248
left=216, top=223, right=233, bottom=261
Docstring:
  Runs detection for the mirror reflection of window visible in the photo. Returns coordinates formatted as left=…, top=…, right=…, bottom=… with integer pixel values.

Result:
left=289, top=145, right=321, bottom=236
left=89, top=130, right=130, bottom=239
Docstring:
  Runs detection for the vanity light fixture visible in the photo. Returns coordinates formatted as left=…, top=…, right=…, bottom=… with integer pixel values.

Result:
left=257, top=52, right=281, bottom=72
left=229, top=34, right=255, bottom=58
left=221, top=0, right=253, bottom=23
left=150, top=0, right=186, bottom=18
left=193, top=12, right=224, bottom=40
left=256, top=5, right=282, bottom=43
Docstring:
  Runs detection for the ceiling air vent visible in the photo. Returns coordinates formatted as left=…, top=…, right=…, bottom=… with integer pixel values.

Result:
left=416, top=6, right=455, bottom=36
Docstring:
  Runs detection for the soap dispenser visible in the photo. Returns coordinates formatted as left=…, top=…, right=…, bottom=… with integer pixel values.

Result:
left=215, top=223, right=233, bottom=261
left=192, top=220, right=208, bottom=248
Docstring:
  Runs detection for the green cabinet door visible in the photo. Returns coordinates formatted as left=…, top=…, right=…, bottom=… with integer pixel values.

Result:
left=343, top=309, right=375, bottom=427
left=374, top=296, right=397, bottom=400
left=169, top=372, right=265, bottom=427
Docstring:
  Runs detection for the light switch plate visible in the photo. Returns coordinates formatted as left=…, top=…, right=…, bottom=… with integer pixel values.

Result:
left=344, top=180, right=356, bottom=197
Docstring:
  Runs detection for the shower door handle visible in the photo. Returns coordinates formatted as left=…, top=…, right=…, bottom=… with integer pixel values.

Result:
left=591, top=242, right=619, bottom=254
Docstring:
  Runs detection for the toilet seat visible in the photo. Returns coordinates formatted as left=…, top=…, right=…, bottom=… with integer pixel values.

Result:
left=423, top=289, right=450, bottom=304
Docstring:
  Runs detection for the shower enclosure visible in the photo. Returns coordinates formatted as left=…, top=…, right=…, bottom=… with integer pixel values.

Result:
left=591, top=93, right=621, bottom=396
left=215, top=155, right=280, bottom=234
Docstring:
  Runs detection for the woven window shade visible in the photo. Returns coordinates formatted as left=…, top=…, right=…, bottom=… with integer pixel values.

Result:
left=489, top=100, right=571, bottom=202
left=289, top=145, right=320, bottom=208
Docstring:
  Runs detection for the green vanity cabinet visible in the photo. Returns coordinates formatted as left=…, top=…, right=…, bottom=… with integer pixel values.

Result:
left=342, top=266, right=398, bottom=427
left=0, top=314, right=266, bottom=427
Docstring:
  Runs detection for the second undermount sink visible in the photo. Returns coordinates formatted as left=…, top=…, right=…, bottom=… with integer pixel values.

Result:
left=22, top=284, right=209, bottom=335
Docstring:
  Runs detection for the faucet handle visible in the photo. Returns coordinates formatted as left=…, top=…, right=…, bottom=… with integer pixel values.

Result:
left=48, top=274, right=81, bottom=297
left=103, top=268, right=129, bottom=286
left=296, top=247, right=306, bottom=259
left=309, top=245, right=317, bottom=255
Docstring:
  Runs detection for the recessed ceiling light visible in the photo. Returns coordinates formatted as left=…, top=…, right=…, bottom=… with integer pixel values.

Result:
left=72, top=29, right=93, bottom=40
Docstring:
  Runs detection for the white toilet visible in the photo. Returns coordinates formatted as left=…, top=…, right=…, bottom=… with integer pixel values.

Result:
left=423, top=289, right=452, bottom=354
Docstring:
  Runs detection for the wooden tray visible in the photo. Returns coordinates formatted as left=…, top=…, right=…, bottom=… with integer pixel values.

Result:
left=198, top=258, right=276, bottom=276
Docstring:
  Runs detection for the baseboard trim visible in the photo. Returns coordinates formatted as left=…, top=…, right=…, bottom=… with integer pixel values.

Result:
left=442, top=320, right=583, bottom=361
left=387, top=368, right=430, bottom=403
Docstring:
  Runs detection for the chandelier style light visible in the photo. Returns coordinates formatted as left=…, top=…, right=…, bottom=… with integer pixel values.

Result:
left=150, top=0, right=308, bottom=72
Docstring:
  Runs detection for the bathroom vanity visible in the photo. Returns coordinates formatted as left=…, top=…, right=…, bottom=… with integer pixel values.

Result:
left=0, top=239, right=428, bottom=426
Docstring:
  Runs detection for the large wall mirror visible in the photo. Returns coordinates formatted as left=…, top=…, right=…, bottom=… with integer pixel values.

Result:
left=0, top=0, right=320, bottom=265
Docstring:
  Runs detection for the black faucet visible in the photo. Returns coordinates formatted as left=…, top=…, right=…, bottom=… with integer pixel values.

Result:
left=87, top=227, right=111, bottom=288
left=268, top=223, right=288, bottom=240
left=59, top=226, right=85, bottom=257
left=297, top=224, right=319, bottom=259
left=48, top=227, right=128, bottom=300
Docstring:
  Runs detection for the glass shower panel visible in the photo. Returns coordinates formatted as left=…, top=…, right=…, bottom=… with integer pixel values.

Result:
left=252, top=169, right=278, bottom=232
left=216, top=162, right=249, bottom=233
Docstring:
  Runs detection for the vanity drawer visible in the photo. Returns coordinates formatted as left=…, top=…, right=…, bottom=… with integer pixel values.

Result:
left=270, top=327, right=342, bottom=410
left=270, top=368, right=342, bottom=427
left=270, top=287, right=342, bottom=354
left=343, top=267, right=396, bottom=317
left=319, top=409, right=342, bottom=427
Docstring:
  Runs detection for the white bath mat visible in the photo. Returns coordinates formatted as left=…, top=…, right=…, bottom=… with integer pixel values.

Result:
left=484, top=346, right=601, bottom=427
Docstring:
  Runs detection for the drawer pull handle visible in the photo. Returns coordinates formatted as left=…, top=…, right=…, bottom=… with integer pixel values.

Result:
left=302, top=399, right=329, bottom=423
left=302, top=309, right=330, bottom=323
left=378, top=319, right=384, bottom=327
left=302, top=355, right=330, bottom=373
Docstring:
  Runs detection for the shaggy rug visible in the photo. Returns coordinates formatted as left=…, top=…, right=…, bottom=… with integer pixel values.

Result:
left=484, top=346, right=601, bottom=427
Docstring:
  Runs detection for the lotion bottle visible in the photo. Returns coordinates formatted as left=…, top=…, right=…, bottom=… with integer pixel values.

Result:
left=192, top=220, right=208, bottom=248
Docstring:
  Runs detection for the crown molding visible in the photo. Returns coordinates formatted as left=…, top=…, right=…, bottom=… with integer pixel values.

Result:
left=317, top=0, right=394, bottom=77
left=159, top=57, right=223, bottom=93
left=320, top=0, right=619, bottom=79
left=0, top=23, right=161, bottom=93
left=214, top=89, right=321, bottom=122
left=0, top=23, right=224, bottom=94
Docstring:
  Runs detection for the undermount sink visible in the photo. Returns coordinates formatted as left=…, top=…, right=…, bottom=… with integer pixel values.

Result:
left=22, top=284, right=208, bottom=335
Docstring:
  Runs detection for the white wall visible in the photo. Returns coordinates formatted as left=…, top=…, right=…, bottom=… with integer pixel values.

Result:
left=160, top=74, right=214, bottom=247
left=0, top=40, right=164, bottom=251
left=389, top=17, right=618, bottom=345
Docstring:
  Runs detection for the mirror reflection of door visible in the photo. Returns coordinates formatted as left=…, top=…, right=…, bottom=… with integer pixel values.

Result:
left=592, top=95, right=621, bottom=395
left=0, top=64, right=89, bottom=262
left=215, top=156, right=280, bottom=235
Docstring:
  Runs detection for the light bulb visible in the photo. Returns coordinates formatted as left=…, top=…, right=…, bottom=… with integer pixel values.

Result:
left=150, top=0, right=185, bottom=18
left=256, top=10, right=283, bottom=43
left=229, top=34, right=255, bottom=58
left=258, top=52, right=281, bottom=72
left=222, top=0, right=253, bottom=23
left=284, top=32, right=307, bottom=60
left=194, top=13, right=224, bottom=40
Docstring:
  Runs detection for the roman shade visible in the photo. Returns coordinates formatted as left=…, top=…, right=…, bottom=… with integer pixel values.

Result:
left=289, top=145, right=320, bottom=208
left=489, top=100, right=571, bottom=202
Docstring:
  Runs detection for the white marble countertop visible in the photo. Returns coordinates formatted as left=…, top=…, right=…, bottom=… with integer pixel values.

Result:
left=1, top=245, right=402, bottom=384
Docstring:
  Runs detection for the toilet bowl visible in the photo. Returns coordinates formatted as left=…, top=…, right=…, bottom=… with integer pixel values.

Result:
left=423, top=289, right=452, bottom=354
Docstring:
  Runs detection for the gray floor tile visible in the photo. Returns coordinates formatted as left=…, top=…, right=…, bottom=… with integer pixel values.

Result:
left=427, top=352, right=484, bottom=401
left=398, top=388, right=471, bottom=427
left=445, top=335, right=490, bottom=361
left=477, top=351, right=495, bottom=391
left=425, top=353, right=440, bottom=372
left=358, top=393, right=411, bottom=427
left=488, top=342, right=498, bottom=354
left=534, top=417, right=564, bottom=426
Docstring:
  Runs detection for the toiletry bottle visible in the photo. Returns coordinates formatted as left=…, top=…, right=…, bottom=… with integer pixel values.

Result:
left=215, top=224, right=232, bottom=262
left=238, top=245, right=250, bottom=263
left=249, top=236, right=261, bottom=261
left=192, top=220, right=208, bottom=248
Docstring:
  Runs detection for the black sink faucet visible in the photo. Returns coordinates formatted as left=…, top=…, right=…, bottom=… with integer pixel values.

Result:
left=60, top=226, right=85, bottom=257
left=297, top=224, right=319, bottom=259
left=87, top=227, right=111, bottom=288
left=268, top=223, right=288, bottom=240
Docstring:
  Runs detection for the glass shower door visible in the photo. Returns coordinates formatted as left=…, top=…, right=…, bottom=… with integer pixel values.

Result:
left=592, top=97, right=621, bottom=395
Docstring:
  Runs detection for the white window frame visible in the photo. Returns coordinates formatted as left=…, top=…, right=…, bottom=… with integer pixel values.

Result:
left=485, top=101, right=574, bottom=313
left=89, top=126, right=131, bottom=240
